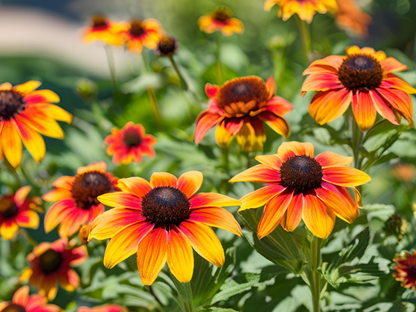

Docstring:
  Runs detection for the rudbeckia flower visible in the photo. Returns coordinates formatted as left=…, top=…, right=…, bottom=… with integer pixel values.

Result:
left=335, top=0, right=372, bottom=37
left=118, top=19, right=164, bottom=54
left=198, top=7, right=244, bottom=36
left=302, top=46, right=416, bottom=131
left=20, top=238, right=87, bottom=300
left=230, top=142, right=371, bottom=239
left=194, top=76, right=293, bottom=151
left=393, top=251, right=416, bottom=290
left=89, top=171, right=242, bottom=285
left=82, top=15, right=125, bottom=46
left=0, top=286, right=62, bottom=312
left=264, top=0, right=337, bottom=23
left=0, top=81, right=72, bottom=168
left=104, top=122, right=156, bottom=165
left=43, top=162, right=119, bottom=237
left=77, top=305, right=127, bottom=312
left=0, top=186, right=41, bottom=240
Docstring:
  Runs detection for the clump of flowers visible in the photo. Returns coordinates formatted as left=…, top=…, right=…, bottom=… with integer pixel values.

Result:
left=198, top=7, right=244, bottom=36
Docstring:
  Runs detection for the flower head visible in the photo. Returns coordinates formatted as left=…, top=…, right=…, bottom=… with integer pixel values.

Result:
left=302, top=46, right=416, bottom=131
left=195, top=76, right=293, bottom=151
left=0, top=81, right=72, bottom=167
left=230, top=142, right=371, bottom=239
left=20, top=238, right=87, bottom=300
left=82, top=15, right=125, bottom=46
left=264, top=0, right=337, bottom=23
left=198, top=7, right=244, bottom=36
left=154, top=36, right=179, bottom=57
left=89, top=171, right=242, bottom=285
left=0, top=286, right=62, bottom=312
left=0, top=186, right=41, bottom=240
left=43, top=162, right=119, bottom=237
left=394, top=251, right=416, bottom=290
left=335, top=0, right=372, bottom=37
left=118, top=19, right=164, bottom=54
left=77, top=305, right=127, bottom=312
left=104, top=122, right=156, bottom=165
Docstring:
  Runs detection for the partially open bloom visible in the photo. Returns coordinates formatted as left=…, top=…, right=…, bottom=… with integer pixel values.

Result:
left=230, top=142, right=371, bottom=239
left=264, top=0, right=337, bottom=23
left=0, top=186, right=41, bottom=240
left=335, top=0, right=372, bottom=37
left=393, top=251, right=416, bottom=290
left=43, top=162, right=119, bottom=237
left=104, top=122, right=156, bottom=165
left=302, top=46, right=416, bottom=131
left=198, top=7, right=244, bottom=36
left=89, top=171, right=242, bottom=285
left=0, top=81, right=72, bottom=167
left=77, top=305, right=127, bottom=312
left=195, top=76, right=293, bottom=151
left=82, top=15, right=125, bottom=46
left=154, top=36, right=179, bottom=57
left=0, top=286, right=62, bottom=312
left=20, top=238, right=87, bottom=300
left=118, top=19, right=164, bottom=54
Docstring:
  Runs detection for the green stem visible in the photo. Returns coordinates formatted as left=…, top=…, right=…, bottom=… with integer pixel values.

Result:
left=3, top=158, right=21, bottom=185
left=222, top=147, right=229, bottom=174
left=296, top=16, right=311, bottom=63
left=104, top=45, right=118, bottom=102
left=350, top=116, right=364, bottom=206
left=216, top=35, right=222, bottom=85
left=169, top=55, right=188, bottom=91
left=147, top=87, right=163, bottom=131
left=171, top=274, right=195, bottom=312
left=310, top=236, right=322, bottom=312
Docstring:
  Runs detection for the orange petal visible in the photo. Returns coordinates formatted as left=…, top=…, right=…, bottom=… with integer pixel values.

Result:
left=194, top=112, right=222, bottom=144
left=352, top=90, right=376, bottom=131
left=259, top=112, right=290, bottom=139
left=14, top=186, right=31, bottom=206
left=117, top=177, right=152, bottom=198
left=315, top=152, right=353, bottom=168
left=1, top=120, right=22, bottom=168
left=301, top=73, right=342, bottom=92
left=266, top=96, right=294, bottom=116
left=280, top=193, right=304, bottom=232
left=316, top=182, right=359, bottom=223
left=188, top=207, right=242, bottom=236
left=42, top=189, right=72, bottom=202
left=239, top=184, right=286, bottom=211
left=0, top=82, right=12, bottom=91
left=16, top=112, right=64, bottom=139
left=380, top=57, right=408, bottom=73
left=190, top=193, right=241, bottom=209
left=104, top=222, right=154, bottom=269
left=265, top=76, right=276, bottom=98
left=322, top=167, right=371, bottom=187
left=264, top=0, right=277, bottom=10
left=277, top=141, right=314, bottom=159
left=254, top=154, right=282, bottom=170
left=15, top=210, right=39, bottom=229
left=58, top=269, right=79, bottom=292
left=15, top=121, right=46, bottom=163
left=98, top=192, right=141, bottom=209
left=167, top=226, right=194, bottom=283
left=369, top=90, right=400, bottom=126
left=309, top=89, right=352, bottom=125
left=31, top=103, right=72, bottom=124
left=52, top=175, right=75, bottom=190
left=382, top=74, right=416, bottom=94
left=179, top=221, right=224, bottom=267
left=258, top=190, right=294, bottom=239
left=77, top=161, right=107, bottom=174
left=13, top=81, right=41, bottom=95
left=12, top=286, right=29, bottom=306
left=305, top=55, right=344, bottom=72
left=377, top=88, right=413, bottom=126
left=302, top=192, right=336, bottom=239
left=44, top=198, right=76, bottom=233
left=24, top=90, right=60, bottom=104
left=178, top=171, right=203, bottom=198
left=89, top=208, right=146, bottom=241
left=137, top=227, right=168, bottom=285
left=229, top=164, right=280, bottom=183
left=126, top=40, right=144, bottom=54
left=150, top=172, right=178, bottom=188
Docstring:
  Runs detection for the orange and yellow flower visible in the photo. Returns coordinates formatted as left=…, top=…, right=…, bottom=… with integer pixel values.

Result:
left=118, top=19, right=164, bottom=54
left=82, top=15, right=126, bottom=46
left=0, top=286, right=62, bottom=312
left=89, top=171, right=242, bottom=285
left=198, top=7, right=244, bottom=36
left=335, top=0, right=372, bottom=37
left=393, top=251, right=416, bottom=290
left=0, top=81, right=72, bottom=168
left=230, top=141, right=371, bottom=239
left=20, top=238, right=87, bottom=300
left=302, top=46, right=416, bottom=131
left=43, top=162, right=119, bottom=238
left=77, top=305, right=127, bottom=312
left=264, top=0, right=337, bottom=23
left=195, top=76, right=293, bottom=151
left=104, top=122, right=156, bottom=165
left=0, top=186, right=41, bottom=240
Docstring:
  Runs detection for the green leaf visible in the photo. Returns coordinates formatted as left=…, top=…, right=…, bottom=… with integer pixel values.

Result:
left=239, top=209, right=306, bottom=274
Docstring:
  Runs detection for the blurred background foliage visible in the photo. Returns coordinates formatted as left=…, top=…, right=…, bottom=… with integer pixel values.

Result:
left=1, top=0, right=416, bottom=311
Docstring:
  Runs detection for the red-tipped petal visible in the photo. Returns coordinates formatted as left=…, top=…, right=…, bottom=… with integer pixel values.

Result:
left=301, top=73, right=342, bottom=92
left=259, top=112, right=290, bottom=139
left=369, top=90, right=400, bottom=125
left=322, top=167, right=371, bottom=187
left=194, top=111, right=222, bottom=144
left=189, top=207, right=242, bottom=236
left=230, top=164, right=280, bottom=183
left=98, top=192, right=141, bottom=209
left=309, top=89, right=352, bottom=125
left=190, top=193, right=241, bottom=209
left=178, top=171, right=203, bottom=198
left=316, top=151, right=353, bottom=168
left=280, top=193, right=304, bottom=232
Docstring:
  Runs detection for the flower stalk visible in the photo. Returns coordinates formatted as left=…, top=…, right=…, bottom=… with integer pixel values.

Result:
left=216, top=35, right=222, bottom=85
left=171, top=275, right=195, bottom=312
left=104, top=45, right=118, bottom=101
left=295, top=16, right=311, bottom=63
left=168, top=55, right=188, bottom=91
left=310, top=236, right=322, bottom=312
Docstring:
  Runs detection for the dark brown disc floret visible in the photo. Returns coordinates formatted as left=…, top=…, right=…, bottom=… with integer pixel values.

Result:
left=0, top=197, right=19, bottom=219
left=213, top=8, right=232, bottom=22
left=155, top=37, right=178, bottom=57
left=279, top=155, right=323, bottom=193
left=123, top=128, right=142, bottom=147
left=39, top=249, right=63, bottom=275
left=71, top=171, right=114, bottom=210
left=0, top=91, right=27, bottom=121
left=92, top=15, right=108, bottom=29
left=2, top=304, right=26, bottom=312
left=141, top=186, right=191, bottom=226
left=338, top=54, right=384, bottom=90
left=129, top=20, right=145, bottom=37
